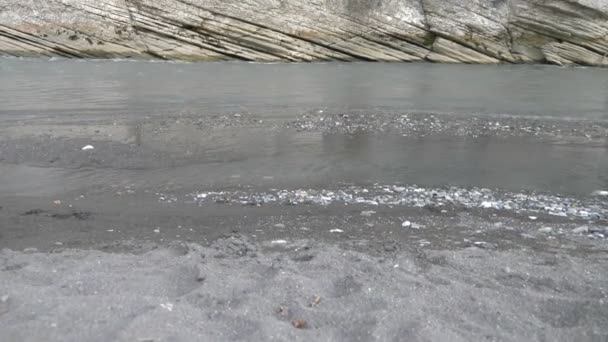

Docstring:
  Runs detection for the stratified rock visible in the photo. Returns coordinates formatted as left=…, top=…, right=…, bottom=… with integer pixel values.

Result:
left=0, top=0, right=606, bottom=65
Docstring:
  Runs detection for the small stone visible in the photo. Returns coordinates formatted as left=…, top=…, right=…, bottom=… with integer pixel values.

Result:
left=53, top=200, right=62, bottom=205
left=360, top=210, right=376, bottom=217
left=81, top=145, right=94, bottom=151
left=291, top=319, right=307, bottom=329
left=402, top=221, right=411, bottom=228
left=153, top=228, right=160, bottom=233
left=473, top=241, right=497, bottom=249
left=329, top=229, right=344, bottom=233
left=538, top=227, right=553, bottom=233
left=528, top=216, right=538, bottom=220
left=591, top=190, right=608, bottom=197
left=274, top=223, right=286, bottom=229
left=271, top=240, right=287, bottom=244
left=572, top=226, right=589, bottom=234
left=1, top=295, right=8, bottom=303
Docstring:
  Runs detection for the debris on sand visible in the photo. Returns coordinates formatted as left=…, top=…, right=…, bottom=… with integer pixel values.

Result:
left=528, top=216, right=538, bottom=221
left=21, top=209, right=47, bottom=216
left=81, top=145, right=94, bottom=151
left=329, top=229, right=344, bottom=233
left=271, top=240, right=287, bottom=245
left=274, top=223, right=286, bottom=229
left=538, top=227, right=553, bottom=233
left=275, top=306, right=289, bottom=318
left=402, top=221, right=412, bottom=228
left=308, top=295, right=321, bottom=307
left=592, top=190, right=608, bottom=197
left=291, top=319, right=307, bottom=329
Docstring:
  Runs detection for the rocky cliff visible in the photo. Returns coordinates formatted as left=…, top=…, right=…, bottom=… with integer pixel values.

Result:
left=0, top=0, right=607, bottom=65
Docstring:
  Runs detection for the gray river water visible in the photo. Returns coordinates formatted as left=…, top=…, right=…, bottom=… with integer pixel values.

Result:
left=2, top=59, right=608, bottom=118
left=0, top=58, right=607, bottom=196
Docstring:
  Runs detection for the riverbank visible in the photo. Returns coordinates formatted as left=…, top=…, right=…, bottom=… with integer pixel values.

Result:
left=2, top=233, right=608, bottom=342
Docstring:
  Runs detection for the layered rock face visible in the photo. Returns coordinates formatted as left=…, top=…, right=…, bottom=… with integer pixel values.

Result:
left=0, top=0, right=606, bottom=65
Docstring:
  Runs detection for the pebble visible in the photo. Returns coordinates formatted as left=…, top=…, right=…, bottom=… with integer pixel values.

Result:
left=538, top=227, right=553, bottom=233
left=291, top=319, right=307, bottom=329
left=592, top=190, right=608, bottom=196
left=81, top=145, right=94, bottom=151
left=402, top=221, right=411, bottom=228
left=472, top=241, right=498, bottom=249
left=360, top=210, right=377, bottom=217
left=418, top=239, right=431, bottom=247
left=329, top=229, right=344, bottom=233
left=274, top=223, right=286, bottom=229
left=271, top=240, right=288, bottom=244
left=529, top=216, right=538, bottom=221
left=481, top=201, right=494, bottom=208
left=153, top=228, right=160, bottom=233
left=1, top=295, right=8, bottom=303
left=572, top=225, right=589, bottom=234
left=160, top=303, right=174, bottom=312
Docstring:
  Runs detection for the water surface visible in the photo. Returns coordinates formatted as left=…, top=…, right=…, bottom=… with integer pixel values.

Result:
left=1, top=58, right=607, bottom=197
